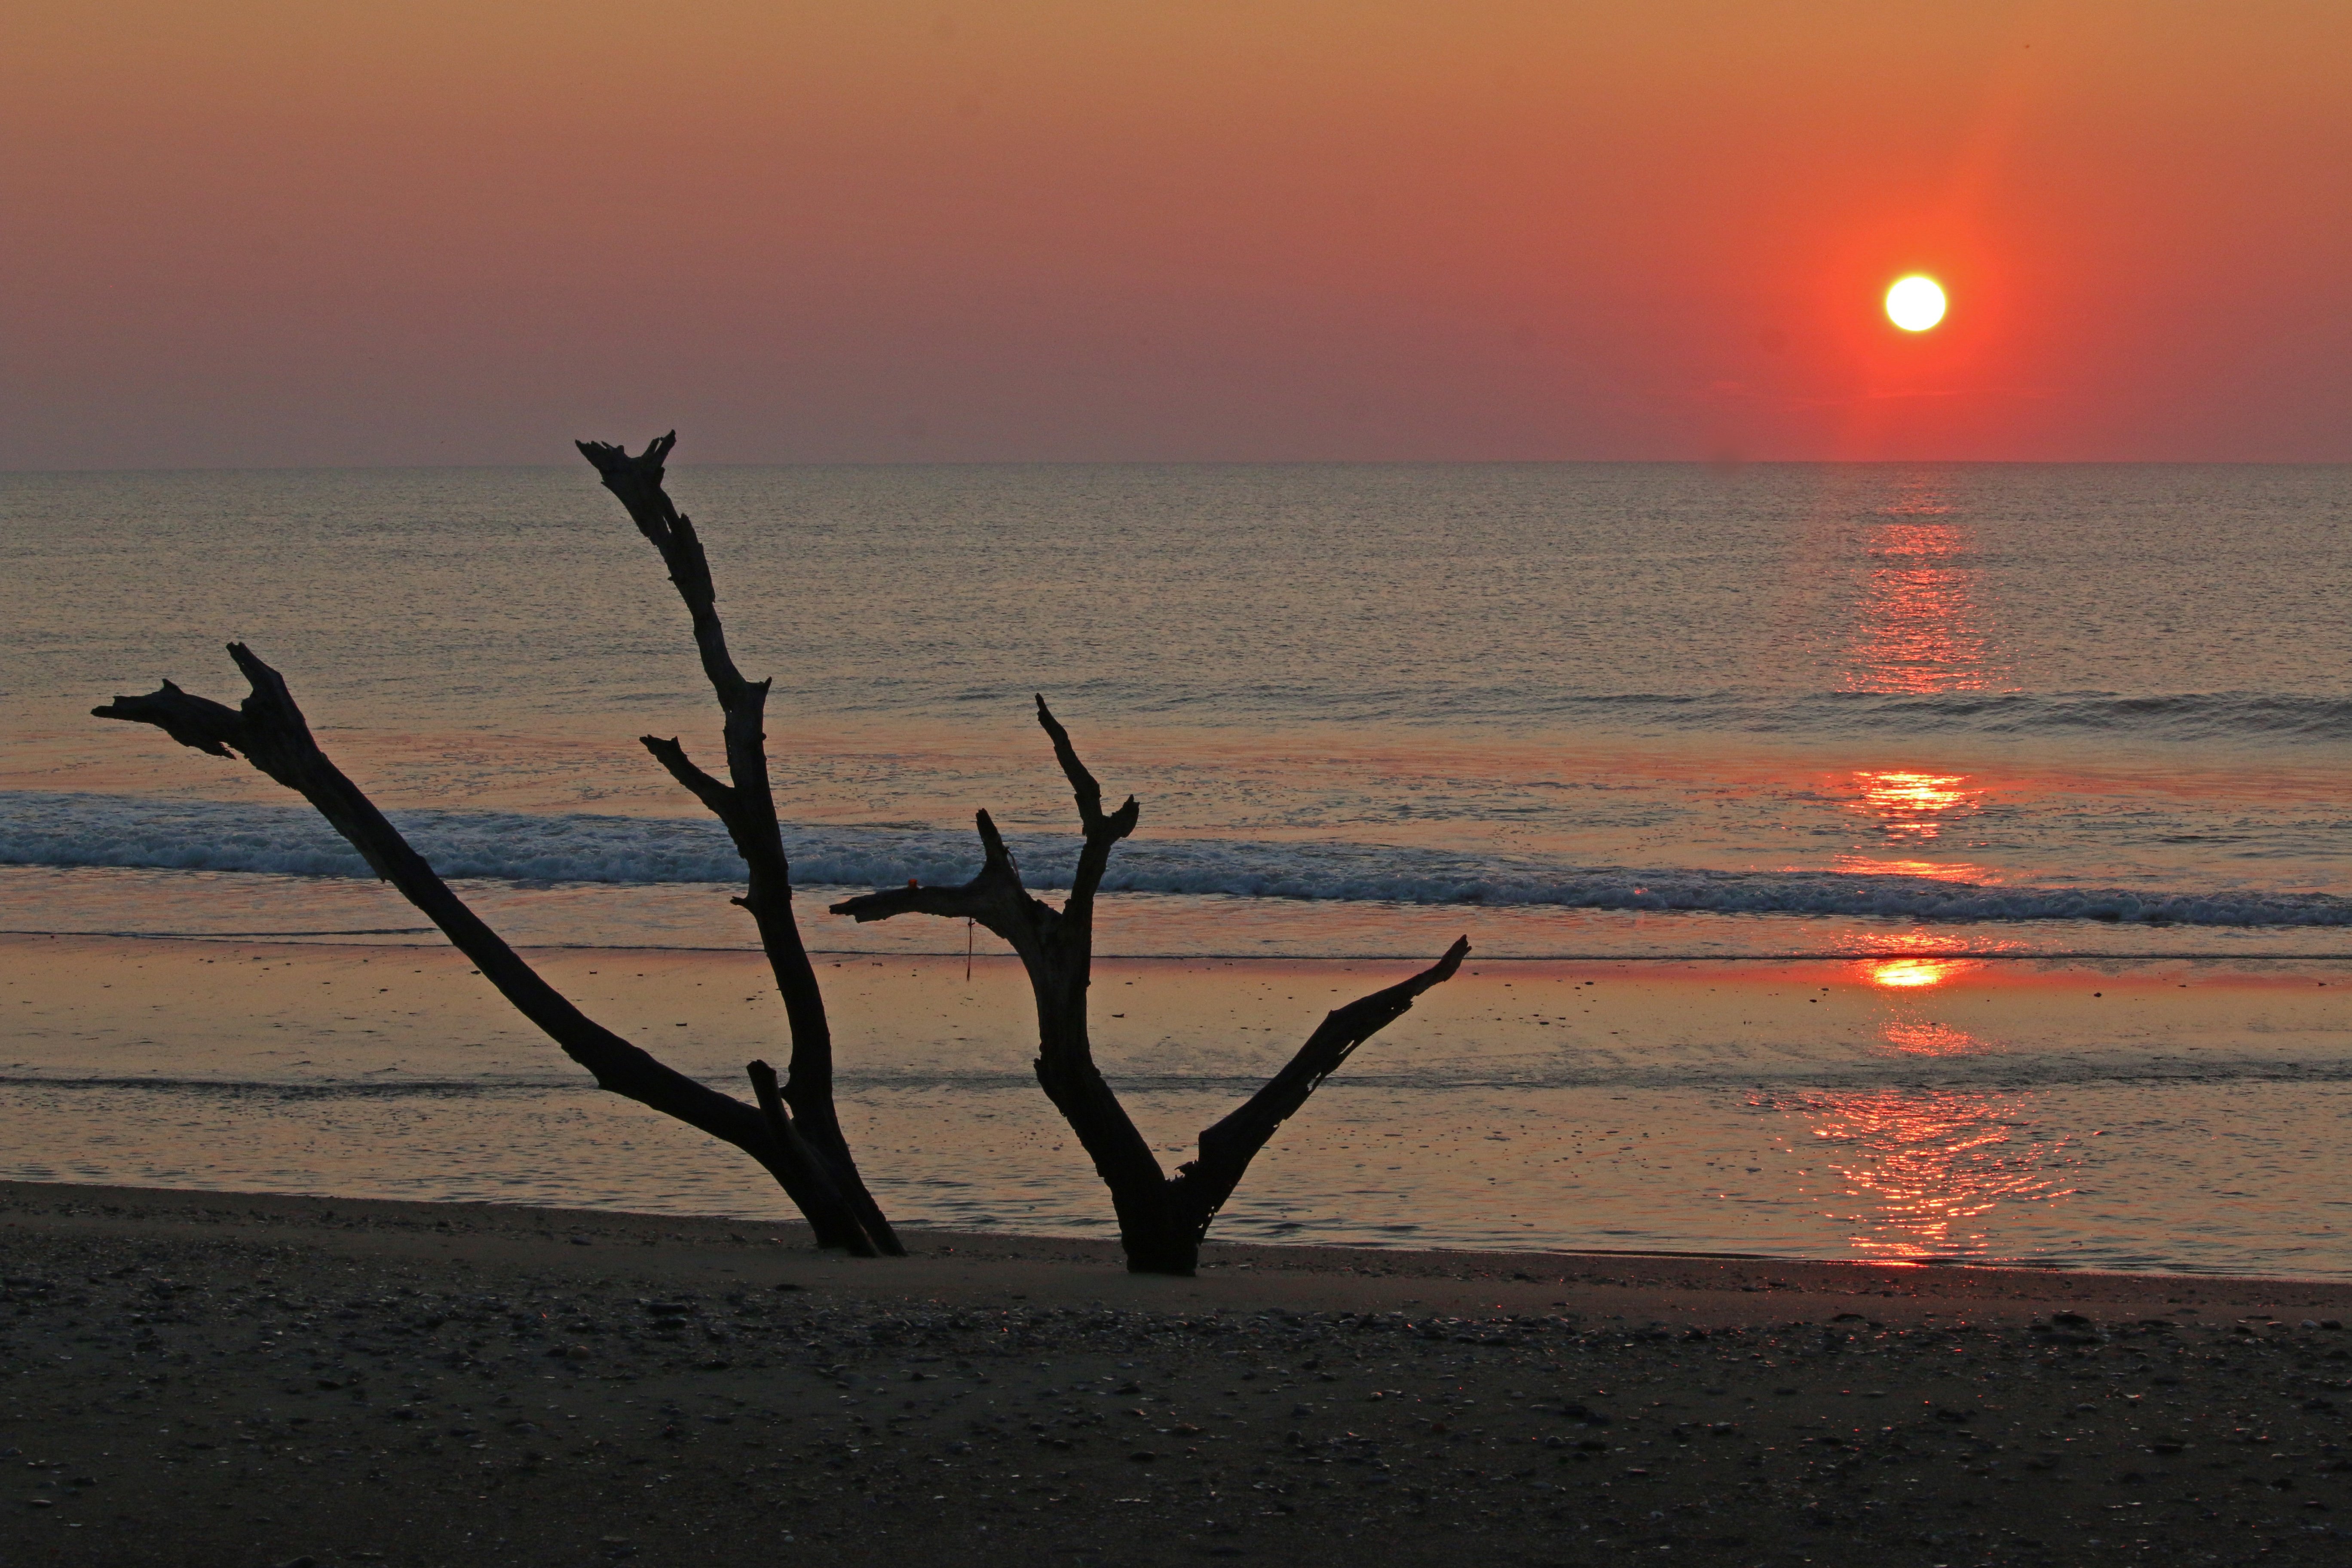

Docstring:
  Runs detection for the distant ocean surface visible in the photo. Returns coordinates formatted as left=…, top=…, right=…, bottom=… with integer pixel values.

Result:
left=3, top=462, right=2348, bottom=1274
left=6, top=461, right=2349, bottom=953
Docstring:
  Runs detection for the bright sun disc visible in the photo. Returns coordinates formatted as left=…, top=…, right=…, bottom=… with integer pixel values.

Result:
left=1886, top=275, right=1947, bottom=331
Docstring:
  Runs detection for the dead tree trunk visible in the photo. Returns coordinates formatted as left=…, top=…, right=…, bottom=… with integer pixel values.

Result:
left=92, top=433, right=902, bottom=1257
left=832, top=697, right=1468, bottom=1276
left=575, top=433, right=900, bottom=1256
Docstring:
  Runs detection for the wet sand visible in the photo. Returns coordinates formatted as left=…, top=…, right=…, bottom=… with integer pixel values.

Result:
left=6, top=932, right=2347, bottom=1272
left=9, top=934, right=2342, bottom=1089
left=4, top=1180, right=2350, bottom=1568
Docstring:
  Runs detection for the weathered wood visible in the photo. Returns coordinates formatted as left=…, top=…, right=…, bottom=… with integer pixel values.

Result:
left=833, top=697, right=1467, bottom=1275
left=1173, top=935, right=1467, bottom=1245
left=94, top=647, right=878, bottom=1254
left=745, top=1057, right=859, bottom=1225
left=576, top=433, right=900, bottom=1256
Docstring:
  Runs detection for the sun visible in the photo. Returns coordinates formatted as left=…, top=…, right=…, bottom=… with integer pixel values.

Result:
left=1886, top=275, right=1947, bottom=332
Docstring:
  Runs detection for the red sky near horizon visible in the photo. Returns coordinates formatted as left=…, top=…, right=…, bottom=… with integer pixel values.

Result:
left=5, top=1, right=2347, bottom=467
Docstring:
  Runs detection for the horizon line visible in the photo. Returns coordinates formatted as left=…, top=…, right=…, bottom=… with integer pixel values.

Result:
left=6, top=455, right=2349, bottom=478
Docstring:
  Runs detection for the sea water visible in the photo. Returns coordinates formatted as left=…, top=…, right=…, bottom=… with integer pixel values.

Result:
left=3, top=462, right=2347, bottom=1271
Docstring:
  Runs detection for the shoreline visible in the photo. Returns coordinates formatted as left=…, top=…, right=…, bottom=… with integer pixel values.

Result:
left=9, top=1176, right=2352, bottom=1297
left=12, top=1179, right=2352, bottom=1314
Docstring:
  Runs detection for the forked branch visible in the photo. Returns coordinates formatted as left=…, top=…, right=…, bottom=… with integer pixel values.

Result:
left=95, top=647, right=879, bottom=1253
left=1179, top=936, right=1469, bottom=1232
left=835, top=698, right=1467, bottom=1275
left=1035, top=694, right=1139, bottom=934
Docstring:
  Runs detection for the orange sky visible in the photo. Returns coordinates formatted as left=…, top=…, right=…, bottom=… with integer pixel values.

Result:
left=6, top=1, right=2347, bottom=466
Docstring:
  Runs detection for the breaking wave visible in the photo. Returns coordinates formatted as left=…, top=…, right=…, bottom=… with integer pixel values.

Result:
left=6, top=791, right=2348, bottom=930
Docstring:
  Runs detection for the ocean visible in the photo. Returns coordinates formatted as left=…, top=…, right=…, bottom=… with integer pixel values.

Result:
left=3, top=461, right=2348, bottom=1273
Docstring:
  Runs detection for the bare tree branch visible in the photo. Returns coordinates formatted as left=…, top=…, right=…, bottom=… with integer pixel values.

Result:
left=639, top=734, right=736, bottom=819
left=1033, top=694, right=1140, bottom=934
left=1176, top=935, right=1471, bottom=1239
left=831, top=698, right=1467, bottom=1275
left=832, top=811, right=1041, bottom=941
left=576, top=435, right=900, bottom=1257
left=95, top=647, right=879, bottom=1254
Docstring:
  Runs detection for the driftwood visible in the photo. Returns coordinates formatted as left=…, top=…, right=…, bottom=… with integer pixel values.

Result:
left=833, top=697, right=1468, bottom=1275
left=93, top=434, right=901, bottom=1256
left=576, top=434, right=898, bottom=1255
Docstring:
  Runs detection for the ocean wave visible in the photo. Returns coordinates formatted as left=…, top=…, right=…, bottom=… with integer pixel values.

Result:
left=1538, top=689, right=2352, bottom=743
left=6, top=790, right=2349, bottom=930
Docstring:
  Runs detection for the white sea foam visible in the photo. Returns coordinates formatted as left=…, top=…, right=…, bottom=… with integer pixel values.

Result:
left=6, top=790, right=2346, bottom=929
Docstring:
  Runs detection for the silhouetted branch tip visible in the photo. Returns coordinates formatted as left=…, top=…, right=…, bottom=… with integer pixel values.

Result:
left=91, top=680, right=244, bottom=759
left=975, top=808, right=1017, bottom=871
left=1033, top=695, right=1116, bottom=826
left=573, top=432, right=676, bottom=484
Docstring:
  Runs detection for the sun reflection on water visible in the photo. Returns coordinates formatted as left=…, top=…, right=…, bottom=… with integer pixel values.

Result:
left=1786, top=1084, right=2073, bottom=1261
left=1833, top=855, right=1997, bottom=884
left=1849, top=768, right=1978, bottom=837
left=1852, top=937, right=1999, bottom=990
left=1819, top=478, right=2012, bottom=880
left=1838, top=482, right=2002, bottom=695
left=1877, top=1020, right=1979, bottom=1056
left=1863, top=955, right=1969, bottom=989
left=1859, top=768, right=1970, bottom=815
left=1757, top=938, right=2073, bottom=1259
left=1833, top=767, right=1994, bottom=879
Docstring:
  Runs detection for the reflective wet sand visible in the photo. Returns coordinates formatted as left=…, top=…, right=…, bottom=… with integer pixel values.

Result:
left=6, top=934, right=2345, bottom=1276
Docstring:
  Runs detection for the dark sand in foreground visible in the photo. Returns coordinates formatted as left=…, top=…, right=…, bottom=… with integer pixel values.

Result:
left=4, top=1182, right=2350, bottom=1568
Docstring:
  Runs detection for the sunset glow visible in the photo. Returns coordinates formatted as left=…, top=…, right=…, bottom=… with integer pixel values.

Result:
left=1885, top=275, right=1948, bottom=332
left=4, top=3, right=2346, bottom=467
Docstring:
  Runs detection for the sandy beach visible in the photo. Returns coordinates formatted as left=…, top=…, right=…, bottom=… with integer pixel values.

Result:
left=4, top=1179, right=2349, bottom=1568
